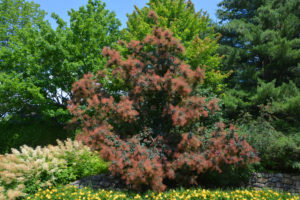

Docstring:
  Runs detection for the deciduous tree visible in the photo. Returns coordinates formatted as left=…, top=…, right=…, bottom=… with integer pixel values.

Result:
left=126, top=0, right=231, bottom=94
left=0, top=0, right=121, bottom=121
left=69, top=27, right=258, bottom=192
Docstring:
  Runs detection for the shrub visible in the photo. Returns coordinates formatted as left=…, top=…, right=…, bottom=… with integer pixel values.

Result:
left=0, top=117, right=73, bottom=154
left=266, top=134, right=300, bottom=172
left=237, top=113, right=300, bottom=173
left=69, top=25, right=259, bottom=192
left=0, top=139, right=108, bottom=199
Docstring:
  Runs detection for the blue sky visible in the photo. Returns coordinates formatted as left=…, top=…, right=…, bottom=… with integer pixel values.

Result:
left=31, top=0, right=222, bottom=29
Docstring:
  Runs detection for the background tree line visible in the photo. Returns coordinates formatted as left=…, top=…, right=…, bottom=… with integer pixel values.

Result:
left=0, top=0, right=299, bottom=173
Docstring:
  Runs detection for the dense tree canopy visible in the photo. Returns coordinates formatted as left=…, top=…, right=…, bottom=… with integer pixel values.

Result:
left=0, top=0, right=50, bottom=119
left=217, top=0, right=300, bottom=172
left=0, top=0, right=122, bottom=153
left=217, top=0, right=300, bottom=123
left=217, top=0, right=300, bottom=88
left=126, top=0, right=231, bottom=94
left=51, top=0, right=121, bottom=96
left=0, top=0, right=121, bottom=121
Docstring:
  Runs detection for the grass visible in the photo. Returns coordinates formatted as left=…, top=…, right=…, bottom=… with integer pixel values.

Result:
left=26, top=185, right=300, bottom=200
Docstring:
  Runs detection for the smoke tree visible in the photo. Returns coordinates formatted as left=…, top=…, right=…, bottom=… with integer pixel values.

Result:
left=69, top=26, right=258, bottom=192
left=126, top=0, right=231, bottom=95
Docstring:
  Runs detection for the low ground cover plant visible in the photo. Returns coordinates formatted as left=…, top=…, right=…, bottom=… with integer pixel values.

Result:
left=69, top=22, right=259, bottom=192
left=0, top=139, right=108, bottom=199
left=26, top=185, right=299, bottom=200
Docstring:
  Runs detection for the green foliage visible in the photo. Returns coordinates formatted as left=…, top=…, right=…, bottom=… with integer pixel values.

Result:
left=55, top=149, right=109, bottom=185
left=253, top=81, right=300, bottom=134
left=0, top=73, right=45, bottom=119
left=218, top=1, right=300, bottom=170
left=264, top=134, right=300, bottom=172
left=0, top=0, right=122, bottom=153
left=217, top=0, right=300, bottom=88
left=222, top=89, right=251, bottom=119
left=237, top=113, right=300, bottom=173
left=223, top=80, right=300, bottom=134
left=50, top=0, right=121, bottom=93
left=0, top=139, right=109, bottom=199
left=223, top=79, right=300, bottom=172
left=0, top=0, right=52, bottom=119
left=0, top=0, right=121, bottom=124
left=197, top=165, right=255, bottom=188
left=126, top=0, right=231, bottom=94
left=251, top=80, right=281, bottom=104
left=0, top=117, right=73, bottom=154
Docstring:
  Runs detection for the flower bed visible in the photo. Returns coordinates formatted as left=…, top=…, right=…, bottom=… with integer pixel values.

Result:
left=26, top=185, right=299, bottom=200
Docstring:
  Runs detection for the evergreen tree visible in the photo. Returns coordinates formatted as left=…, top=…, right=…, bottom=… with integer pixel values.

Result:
left=217, top=0, right=300, bottom=122
left=217, top=0, right=300, bottom=88
left=217, top=0, right=300, bottom=172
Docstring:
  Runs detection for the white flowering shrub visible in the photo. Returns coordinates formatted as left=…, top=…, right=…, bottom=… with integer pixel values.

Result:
left=0, top=139, right=108, bottom=200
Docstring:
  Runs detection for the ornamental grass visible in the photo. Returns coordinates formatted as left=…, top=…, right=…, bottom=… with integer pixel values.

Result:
left=0, top=139, right=108, bottom=200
